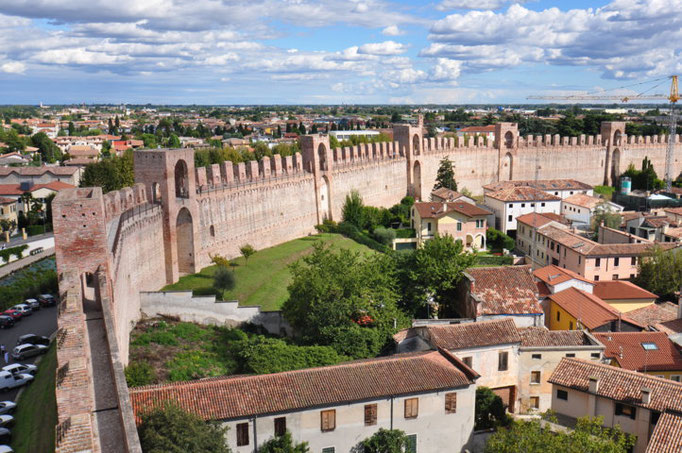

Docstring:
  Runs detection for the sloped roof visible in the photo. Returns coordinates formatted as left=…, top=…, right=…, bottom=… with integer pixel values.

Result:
left=562, top=193, right=604, bottom=210
left=594, top=332, right=682, bottom=372
left=549, top=358, right=682, bottom=414
left=656, top=319, right=682, bottom=335
left=431, top=188, right=468, bottom=201
left=483, top=179, right=593, bottom=192
left=593, top=280, right=657, bottom=301
left=646, top=411, right=682, bottom=453
left=413, top=201, right=490, bottom=219
left=0, top=166, right=79, bottom=176
left=421, top=319, right=521, bottom=350
left=518, top=327, right=596, bottom=348
left=485, top=186, right=561, bottom=202
left=467, top=265, right=543, bottom=315
left=628, top=302, right=678, bottom=327
left=533, top=264, right=592, bottom=286
left=547, top=287, right=644, bottom=330
left=130, top=349, right=477, bottom=424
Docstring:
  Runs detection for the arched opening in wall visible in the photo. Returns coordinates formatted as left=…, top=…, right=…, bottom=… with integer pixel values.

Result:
left=611, top=149, right=621, bottom=184
left=466, top=234, right=474, bottom=249
left=174, top=160, right=189, bottom=198
left=152, top=183, right=162, bottom=203
left=503, top=152, right=513, bottom=181
left=318, top=143, right=328, bottom=172
left=412, top=161, right=422, bottom=201
left=505, top=131, right=514, bottom=149
left=614, top=130, right=623, bottom=146
left=413, top=134, right=420, bottom=156
left=209, top=225, right=215, bottom=238
left=176, top=207, right=195, bottom=275
left=80, top=271, right=100, bottom=313
left=319, top=175, right=331, bottom=220
left=475, top=233, right=485, bottom=250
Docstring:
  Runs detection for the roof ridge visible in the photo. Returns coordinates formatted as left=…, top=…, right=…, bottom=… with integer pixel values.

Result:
left=560, top=357, right=682, bottom=386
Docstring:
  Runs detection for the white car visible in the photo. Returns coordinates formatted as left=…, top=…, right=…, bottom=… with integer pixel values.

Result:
left=11, top=344, right=47, bottom=361
left=0, top=445, right=12, bottom=453
left=0, top=416, right=12, bottom=428
left=2, top=363, right=37, bottom=376
left=8, top=305, right=31, bottom=316
left=0, top=372, right=32, bottom=392
left=0, top=402, right=15, bottom=415
left=24, top=299, right=40, bottom=311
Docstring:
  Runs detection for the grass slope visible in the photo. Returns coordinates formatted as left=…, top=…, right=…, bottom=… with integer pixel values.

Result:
left=11, top=343, right=56, bottom=453
left=163, top=233, right=372, bottom=311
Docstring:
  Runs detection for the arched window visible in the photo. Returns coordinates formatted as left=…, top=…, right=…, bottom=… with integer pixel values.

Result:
left=318, top=143, right=328, bottom=171
left=175, top=160, right=189, bottom=198
left=209, top=225, right=215, bottom=237
left=152, top=183, right=162, bottom=203
left=413, top=134, right=420, bottom=156
left=505, top=131, right=514, bottom=149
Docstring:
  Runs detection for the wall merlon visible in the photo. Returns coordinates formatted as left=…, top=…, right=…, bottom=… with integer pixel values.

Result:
left=271, top=154, right=283, bottom=176
left=221, top=161, right=234, bottom=184
left=246, top=160, right=259, bottom=179
left=195, top=166, right=207, bottom=188
left=284, top=155, right=294, bottom=173
left=208, top=163, right=221, bottom=186
left=259, top=156, right=272, bottom=178
left=293, top=152, right=303, bottom=171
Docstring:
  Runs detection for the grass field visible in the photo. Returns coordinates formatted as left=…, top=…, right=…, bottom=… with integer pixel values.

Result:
left=11, top=343, right=56, bottom=453
left=163, top=233, right=372, bottom=311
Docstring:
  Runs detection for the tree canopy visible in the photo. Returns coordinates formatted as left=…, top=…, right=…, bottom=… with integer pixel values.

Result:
left=634, top=246, right=682, bottom=301
left=79, top=150, right=134, bottom=193
left=433, top=156, right=457, bottom=191
left=359, top=429, right=409, bottom=453
left=259, top=432, right=309, bottom=453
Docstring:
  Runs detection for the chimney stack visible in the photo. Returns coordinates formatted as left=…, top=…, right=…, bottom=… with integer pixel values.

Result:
left=641, top=387, right=651, bottom=405
left=588, top=376, right=600, bottom=394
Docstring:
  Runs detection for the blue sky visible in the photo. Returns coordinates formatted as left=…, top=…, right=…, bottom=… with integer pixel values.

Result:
left=0, top=0, right=680, bottom=104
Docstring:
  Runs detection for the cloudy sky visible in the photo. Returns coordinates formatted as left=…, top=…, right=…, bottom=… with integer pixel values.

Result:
left=1, top=0, right=681, bottom=104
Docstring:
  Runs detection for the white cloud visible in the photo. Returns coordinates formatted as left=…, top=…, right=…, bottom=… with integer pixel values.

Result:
left=202, top=53, right=239, bottom=65
left=0, top=61, right=26, bottom=74
left=358, top=41, right=407, bottom=56
left=32, top=48, right=131, bottom=65
left=430, top=58, right=461, bottom=82
left=435, top=0, right=530, bottom=11
left=381, top=25, right=402, bottom=36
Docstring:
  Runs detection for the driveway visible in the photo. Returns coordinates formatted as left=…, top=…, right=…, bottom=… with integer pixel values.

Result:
left=0, top=306, right=58, bottom=401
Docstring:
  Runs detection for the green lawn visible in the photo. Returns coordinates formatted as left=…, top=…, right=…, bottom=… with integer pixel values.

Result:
left=163, top=233, right=372, bottom=311
left=11, top=343, right=57, bottom=453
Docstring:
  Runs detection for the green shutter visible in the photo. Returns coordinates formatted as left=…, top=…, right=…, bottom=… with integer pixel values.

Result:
left=406, top=434, right=417, bottom=453
left=322, top=448, right=335, bottom=453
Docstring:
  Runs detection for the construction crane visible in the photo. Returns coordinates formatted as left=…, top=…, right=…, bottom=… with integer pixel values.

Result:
left=528, top=75, right=680, bottom=190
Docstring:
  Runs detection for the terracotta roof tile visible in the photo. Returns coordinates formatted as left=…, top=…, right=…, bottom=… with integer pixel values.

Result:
left=562, top=193, right=605, bottom=210
left=130, top=349, right=476, bottom=424
left=656, top=318, right=682, bottom=335
left=518, top=327, right=595, bottom=347
left=646, top=411, right=682, bottom=453
left=0, top=197, right=14, bottom=204
left=533, top=264, right=591, bottom=286
left=548, top=287, right=644, bottom=330
left=467, top=265, right=543, bottom=315
left=628, top=302, right=679, bottom=327
left=413, top=201, right=490, bottom=219
left=594, top=332, right=682, bottom=372
left=549, top=358, right=682, bottom=413
left=420, top=319, right=521, bottom=350
left=593, top=280, right=657, bottom=300
left=483, top=179, right=593, bottom=192
left=485, top=186, right=561, bottom=202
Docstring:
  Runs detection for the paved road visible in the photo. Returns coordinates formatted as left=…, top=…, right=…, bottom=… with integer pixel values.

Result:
left=2, top=232, right=53, bottom=248
left=0, top=305, right=58, bottom=402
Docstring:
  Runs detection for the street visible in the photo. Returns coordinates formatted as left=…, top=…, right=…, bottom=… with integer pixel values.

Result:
left=0, top=306, right=57, bottom=402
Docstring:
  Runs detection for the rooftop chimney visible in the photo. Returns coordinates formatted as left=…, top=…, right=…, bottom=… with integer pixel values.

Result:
left=588, top=376, right=600, bottom=394
left=641, top=387, right=652, bottom=405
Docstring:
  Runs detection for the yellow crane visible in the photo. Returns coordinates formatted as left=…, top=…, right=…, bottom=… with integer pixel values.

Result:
left=528, top=75, right=679, bottom=190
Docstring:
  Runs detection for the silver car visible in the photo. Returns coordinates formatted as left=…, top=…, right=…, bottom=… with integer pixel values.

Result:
left=0, top=402, right=16, bottom=416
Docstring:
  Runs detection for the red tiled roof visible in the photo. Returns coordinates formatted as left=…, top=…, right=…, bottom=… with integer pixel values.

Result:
left=467, top=265, right=543, bottom=315
left=646, top=411, right=682, bottom=453
left=431, top=187, right=468, bottom=201
left=0, top=181, right=75, bottom=196
left=548, top=287, right=644, bottom=330
left=628, top=302, right=679, bottom=327
left=485, top=186, right=561, bottom=202
left=656, top=318, right=682, bottom=335
left=458, top=125, right=495, bottom=133
left=518, top=327, right=595, bottom=348
left=594, top=332, right=682, bottom=372
left=483, top=179, right=593, bottom=192
left=516, top=212, right=566, bottom=229
left=549, top=358, right=682, bottom=414
left=533, top=264, right=591, bottom=286
left=562, top=193, right=604, bottom=210
left=0, top=197, right=14, bottom=205
left=593, top=280, right=657, bottom=301
left=129, top=349, right=477, bottom=424
left=420, top=319, right=521, bottom=350
left=413, top=201, right=490, bottom=219
left=0, top=166, right=78, bottom=176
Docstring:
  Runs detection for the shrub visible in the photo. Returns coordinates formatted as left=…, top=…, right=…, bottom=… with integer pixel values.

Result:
left=0, top=244, right=28, bottom=263
left=360, top=428, right=409, bottom=453
left=373, top=226, right=396, bottom=246
left=342, top=189, right=364, bottom=227
left=486, top=228, right=515, bottom=252
left=395, top=228, right=416, bottom=239
left=213, top=266, right=236, bottom=299
left=259, top=431, right=309, bottom=453
left=475, top=387, right=512, bottom=430
left=166, top=350, right=236, bottom=382
left=125, top=361, right=157, bottom=387
left=235, top=336, right=346, bottom=374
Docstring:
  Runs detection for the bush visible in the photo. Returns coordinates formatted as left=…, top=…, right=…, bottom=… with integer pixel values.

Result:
left=213, top=266, right=236, bottom=299
left=319, top=324, right=390, bottom=359
left=167, top=350, right=237, bottom=382
left=360, top=429, right=409, bottom=453
left=0, top=244, right=27, bottom=263
left=235, top=336, right=346, bottom=374
left=125, top=361, right=157, bottom=387
left=486, top=228, right=515, bottom=252
left=336, top=222, right=389, bottom=252
left=259, top=431, right=309, bottom=453
left=475, top=387, right=512, bottom=430
left=373, top=226, right=396, bottom=246
left=395, top=228, right=416, bottom=239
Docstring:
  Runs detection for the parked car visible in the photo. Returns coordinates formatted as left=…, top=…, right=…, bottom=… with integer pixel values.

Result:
left=37, top=294, right=56, bottom=307
left=0, top=371, right=33, bottom=391
left=0, top=317, right=13, bottom=330
left=0, top=416, right=12, bottom=428
left=23, top=299, right=40, bottom=311
left=11, top=344, right=47, bottom=361
left=0, top=427, right=10, bottom=444
left=0, top=402, right=16, bottom=415
left=2, top=364, right=36, bottom=376
left=1, top=311, right=21, bottom=322
left=16, top=334, right=50, bottom=347
left=8, top=305, right=31, bottom=317
left=0, top=443, right=11, bottom=452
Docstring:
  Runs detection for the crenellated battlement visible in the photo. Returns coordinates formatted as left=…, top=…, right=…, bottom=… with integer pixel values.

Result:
left=103, top=183, right=149, bottom=222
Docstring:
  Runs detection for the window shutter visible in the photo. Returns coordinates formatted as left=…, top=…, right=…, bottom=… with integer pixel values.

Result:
left=445, top=393, right=457, bottom=413
left=364, top=404, right=377, bottom=426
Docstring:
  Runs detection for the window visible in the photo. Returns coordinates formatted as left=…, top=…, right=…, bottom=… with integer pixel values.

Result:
left=541, top=202, right=545, bottom=207
left=364, top=404, right=377, bottom=426
left=612, top=274, right=619, bottom=280
left=557, top=311, right=561, bottom=322
left=531, top=371, right=541, bottom=384
left=508, top=215, right=513, bottom=222
left=427, top=222, right=432, bottom=232
left=594, top=275, right=600, bottom=281
left=532, top=354, right=542, bottom=360
left=406, top=434, right=417, bottom=453
left=557, top=389, right=568, bottom=400
left=531, top=203, right=535, bottom=207
left=565, top=353, right=576, bottom=358
left=631, top=257, right=637, bottom=266
left=591, top=353, right=601, bottom=359
left=498, top=351, right=509, bottom=371
left=555, top=192, right=559, bottom=195
left=530, top=396, right=540, bottom=409
left=274, top=417, right=286, bottom=437
left=404, top=398, right=419, bottom=419
left=557, top=245, right=561, bottom=254
left=671, top=375, right=681, bottom=382
left=595, top=258, right=601, bottom=267
left=578, top=256, right=581, bottom=265
left=321, top=410, right=336, bottom=432
left=322, top=448, right=335, bottom=453
left=629, top=227, right=636, bottom=234
left=462, top=356, right=473, bottom=368
left=445, top=392, right=457, bottom=413
left=614, top=257, right=620, bottom=267
left=642, top=342, right=659, bottom=351
left=236, top=422, right=249, bottom=446
left=615, top=403, right=637, bottom=420
left=457, top=222, right=462, bottom=232
left=569, top=321, right=573, bottom=330
left=521, top=203, right=526, bottom=208
left=508, top=204, right=513, bottom=208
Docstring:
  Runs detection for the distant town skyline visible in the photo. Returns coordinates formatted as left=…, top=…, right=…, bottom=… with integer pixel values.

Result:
left=1, top=0, right=681, bottom=105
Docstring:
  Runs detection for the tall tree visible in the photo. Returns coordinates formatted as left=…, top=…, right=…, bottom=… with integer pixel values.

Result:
left=634, top=246, right=682, bottom=301
left=239, top=244, right=256, bottom=265
left=341, top=190, right=364, bottom=227
left=433, top=156, right=457, bottom=191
